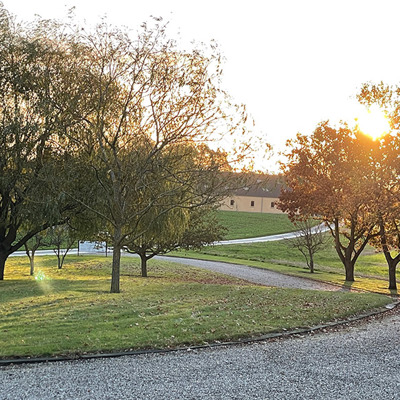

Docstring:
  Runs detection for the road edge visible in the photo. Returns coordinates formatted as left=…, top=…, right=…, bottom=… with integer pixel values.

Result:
left=1, top=301, right=398, bottom=367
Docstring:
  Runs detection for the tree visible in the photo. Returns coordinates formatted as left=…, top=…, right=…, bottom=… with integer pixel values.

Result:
left=375, top=216, right=400, bottom=290
left=48, top=225, right=76, bottom=269
left=370, top=136, right=400, bottom=290
left=61, top=19, right=255, bottom=293
left=125, top=207, right=226, bottom=277
left=0, top=9, right=83, bottom=280
left=287, top=221, right=326, bottom=273
left=368, top=136, right=400, bottom=290
left=357, top=83, right=400, bottom=289
left=0, top=9, right=262, bottom=288
left=23, top=230, right=49, bottom=276
left=279, top=122, right=378, bottom=281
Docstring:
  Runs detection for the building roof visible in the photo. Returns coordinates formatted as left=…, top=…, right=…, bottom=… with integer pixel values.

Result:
left=232, top=175, right=284, bottom=198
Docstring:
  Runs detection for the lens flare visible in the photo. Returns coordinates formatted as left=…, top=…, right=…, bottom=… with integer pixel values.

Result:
left=35, top=270, right=46, bottom=281
left=356, top=105, right=390, bottom=140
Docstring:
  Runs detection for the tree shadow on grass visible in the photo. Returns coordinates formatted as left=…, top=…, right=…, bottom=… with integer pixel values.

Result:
left=340, top=281, right=355, bottom=292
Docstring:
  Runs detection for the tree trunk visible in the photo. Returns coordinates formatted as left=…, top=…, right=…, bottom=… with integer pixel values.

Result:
left=388, top=261, right=397, bottom=290
left=110, top=226, right=122, bottom=293
left=308, top=247, right=314, bottom=273
left=30, top=254, right=35, bottom=276
left=344, top=260, right=355, bottom=282
left=54, top=247, right=63, bottom=269
left=140, top=253, right=148, bottom=278
left=380, top=220, right=398, bottom=290
left=0, top=251, right=7, bottom=280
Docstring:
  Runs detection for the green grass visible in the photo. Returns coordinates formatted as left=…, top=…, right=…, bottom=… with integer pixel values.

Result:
left=176, top=235, right=397, bottom=295
left=0, top=255, right=391, bottom=358
left=217, top=210, right=297, bottom=239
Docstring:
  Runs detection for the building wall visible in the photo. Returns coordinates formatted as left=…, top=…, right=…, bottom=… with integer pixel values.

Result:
left=220, top=195, right=282, bottom=214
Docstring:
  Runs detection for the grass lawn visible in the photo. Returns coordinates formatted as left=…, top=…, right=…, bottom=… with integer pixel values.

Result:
left=217, top=211, right=297, bottom=239
left=0, top=255, right=391, bottom=358
left=177, top=235, right=397, bottom=295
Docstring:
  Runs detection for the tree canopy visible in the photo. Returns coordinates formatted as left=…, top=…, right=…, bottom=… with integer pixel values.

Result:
left=279, top=122, right=379, bottom=281
left=124, top=206, right=226, bottom=278
left=0, top=8, right=260, bottom=290
left=357, top=83, right=400, bottom=289
left=56, top=19, right=256, bottom=292
left=0, top=8, right=85, bottom=279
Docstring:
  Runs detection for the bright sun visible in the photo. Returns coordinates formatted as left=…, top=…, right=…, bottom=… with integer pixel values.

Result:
left=356, top=105, right=390, bottom=140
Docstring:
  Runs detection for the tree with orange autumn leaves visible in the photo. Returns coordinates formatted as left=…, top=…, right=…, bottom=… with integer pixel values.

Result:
left=356, top=83, right=400, bottom=289
left=279, top=121, right=400, bottom=287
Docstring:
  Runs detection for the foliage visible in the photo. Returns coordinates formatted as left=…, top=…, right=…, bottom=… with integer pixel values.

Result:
left=54, top=18, right=257, bottom=293
left=358, top=83, right=400, bottom=289
left=279, top=122, right=378, bottom=281
left=0, top=8, right=85, bottom=279
left=47, top=225, right=77, bottom=269
left=0, top=8, right=262, bottom=289
left=125, top=207, right=226, bottom=277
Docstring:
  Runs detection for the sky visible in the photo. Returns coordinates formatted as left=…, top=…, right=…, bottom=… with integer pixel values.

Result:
left=3, top=0, right=400, bottom=171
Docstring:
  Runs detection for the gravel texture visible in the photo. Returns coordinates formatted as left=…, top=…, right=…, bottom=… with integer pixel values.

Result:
left=156, top=256, right=342, bottom=291
left=1, top=308, right=400, bottom=399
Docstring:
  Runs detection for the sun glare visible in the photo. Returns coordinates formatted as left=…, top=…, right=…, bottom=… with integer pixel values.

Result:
left=356, top=105, right=390, bottom=141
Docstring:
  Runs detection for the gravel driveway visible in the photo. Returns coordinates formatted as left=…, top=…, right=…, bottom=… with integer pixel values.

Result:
left=1, top=308, right=399, bottom=399
left=156, top=255, right=342, bottom=291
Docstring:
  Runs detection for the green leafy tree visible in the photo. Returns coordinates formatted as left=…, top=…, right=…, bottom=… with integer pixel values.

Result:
left=0, top=9, right=82, bottom=279
left=62, top=19, right=255, bottom=293
left=125, top=207, right=226, bottom=277
left=0, top=9, right=262, bottom=288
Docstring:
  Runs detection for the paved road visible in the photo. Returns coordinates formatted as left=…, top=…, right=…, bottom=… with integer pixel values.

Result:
left=215, top=224, right=329, bottom=245
left=10, top=224, right=329, bottom=257
left=1, top=308, right=399, bottom=399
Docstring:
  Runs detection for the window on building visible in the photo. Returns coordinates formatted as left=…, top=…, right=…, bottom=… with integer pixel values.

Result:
left=230, top=199, right=235, bottom=206
left=251, top=200, right=255, bottom=207
left=271, top=202, right=275, bottom=208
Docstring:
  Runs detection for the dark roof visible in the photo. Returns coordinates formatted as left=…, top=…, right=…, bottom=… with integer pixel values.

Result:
left=233, top=175, right=285, bottom=198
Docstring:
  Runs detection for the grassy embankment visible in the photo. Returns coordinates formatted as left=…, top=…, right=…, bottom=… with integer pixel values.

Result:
left=217, top=211, right=299, bottom=239
left=177, top=211, right=398, bottom=295
left=0, top=255, right=390, bottom=358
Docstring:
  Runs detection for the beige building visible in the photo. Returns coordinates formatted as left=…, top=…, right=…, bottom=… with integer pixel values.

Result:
left=220, top=177, right=284, bottom=214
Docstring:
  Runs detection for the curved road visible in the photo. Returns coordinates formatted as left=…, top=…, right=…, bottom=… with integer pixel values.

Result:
left=155, top=255, right=341, bottom=291
left=215, top=223, right=329, bottom=245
